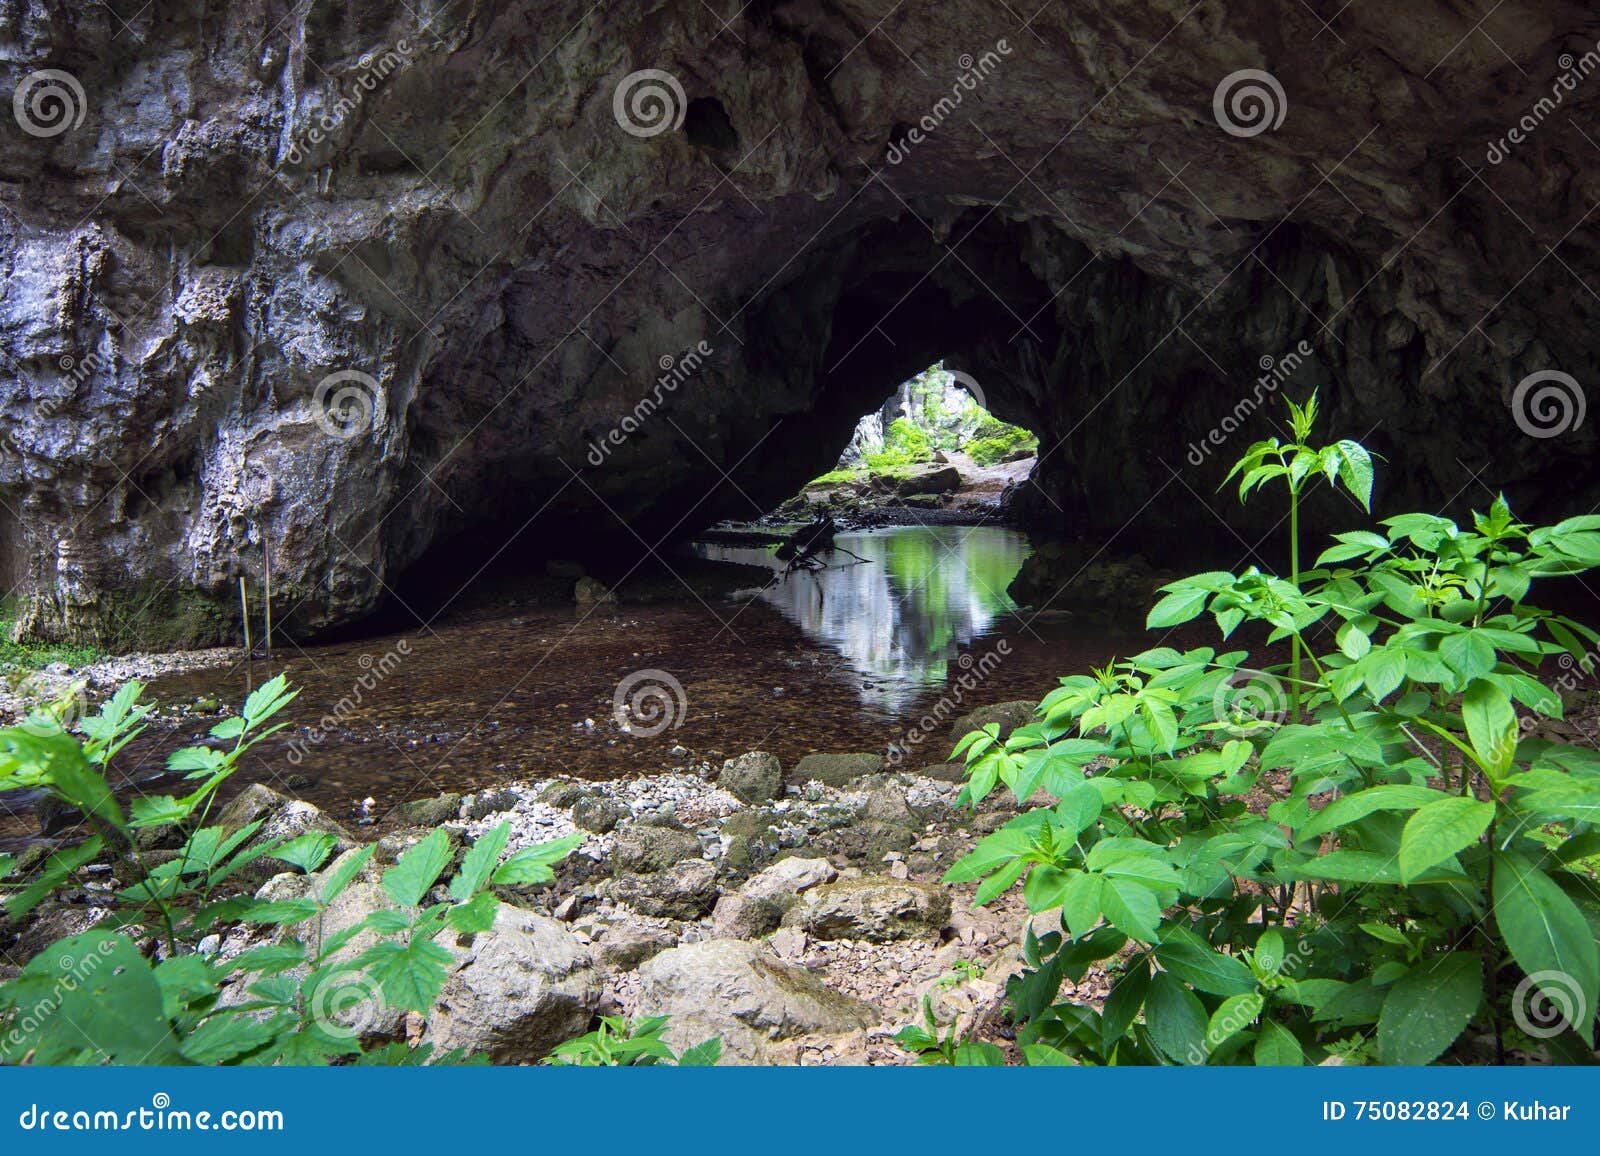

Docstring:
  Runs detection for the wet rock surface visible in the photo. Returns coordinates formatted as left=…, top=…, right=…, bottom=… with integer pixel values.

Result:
left=3, top=1, right=1596, bottom=645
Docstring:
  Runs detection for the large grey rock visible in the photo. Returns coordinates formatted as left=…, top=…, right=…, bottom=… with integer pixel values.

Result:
left=215, top=784, right=359, bottom=863
left=711, top=856, right=837, bottom=939
left=949, top=701, right=1040, bottom=745
left=572, top=795, right=629, bottom=834
left=610, top=825, right=701, bottom=873
left=424, top=906, right=602, bottom=1064
left=791, top=753, right=883, bottom=787
left=785, top=878, right=953, bottom=942
left=720, top=751, right=783, bottom=804
left=636, top=940, right=878, bottom=1064
left=604, top=858, right=718, bottom=919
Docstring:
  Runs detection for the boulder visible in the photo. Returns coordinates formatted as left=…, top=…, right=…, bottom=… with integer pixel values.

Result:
left=573, top=577, right=615, bottom=604
left=572, top=795, right=629, bottom=834
left=636, top=940, right=878, bottom=1063
left=858, top=780, right=917, bottom=825
left=215, top=783, right=359, bottom=862
left=785, top=878, right=952, bottom=942
left=790, top=752, right=883, bottom=787
left=949, top=700, right=1039, bottom=744
left=605, top=859, right=718, bottom=919
left=460, top=788, right=519, bottom=820
left=594, top=920, right=678, bottom=971
left=611, top=825, right=701, bottom=874
left=424, top=906, right=602, bottom=1063
left=391, top=793, right=462, bottom=827
left=711, top=856, right=836, bottom=939
left=720, top=751, right=783, bottom=804
left=893, top=466, right=962, bottom=496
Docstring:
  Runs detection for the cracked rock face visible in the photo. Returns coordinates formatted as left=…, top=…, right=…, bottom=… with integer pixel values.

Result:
left=2, top=1, right=1597, bottom=645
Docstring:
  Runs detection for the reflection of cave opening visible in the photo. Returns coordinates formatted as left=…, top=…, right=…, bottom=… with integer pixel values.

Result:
left=776, top=361, right=1039, bottom=519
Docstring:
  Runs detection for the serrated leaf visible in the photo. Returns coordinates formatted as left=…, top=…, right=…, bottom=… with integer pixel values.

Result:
left=382, top=828, right=453, bottom=907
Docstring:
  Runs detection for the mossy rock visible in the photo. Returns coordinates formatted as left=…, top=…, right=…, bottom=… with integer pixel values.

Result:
left=393, top=793, right=463, bottom=827
left=789, top=752, right=883, bottom=787
left=949, top=700, right=1039, bottom=744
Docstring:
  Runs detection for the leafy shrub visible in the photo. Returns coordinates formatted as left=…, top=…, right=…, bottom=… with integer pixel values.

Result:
left=947, top=395, right=1600, bottom=1065
left=966, top=428, right=1039, bottom=466
left=864, top=417, right=935, bottom=470
left=546, top=1015, right=721, bottom=1066
left=0, top=676, right=578, bottom=1064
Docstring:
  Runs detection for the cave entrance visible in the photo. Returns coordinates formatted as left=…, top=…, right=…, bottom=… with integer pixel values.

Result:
left=777, top=362, right=1039, bottom=522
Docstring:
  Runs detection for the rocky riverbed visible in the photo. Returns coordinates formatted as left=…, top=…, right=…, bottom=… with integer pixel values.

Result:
left=0, top=698, right=1106, bottom=1065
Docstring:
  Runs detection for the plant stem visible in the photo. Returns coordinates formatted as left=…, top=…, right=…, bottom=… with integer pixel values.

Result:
left=1289, top=482, right=1303, bottom=721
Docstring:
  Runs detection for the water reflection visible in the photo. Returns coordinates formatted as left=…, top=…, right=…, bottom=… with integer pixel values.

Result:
left=695, top=526, right=1032, bottom=708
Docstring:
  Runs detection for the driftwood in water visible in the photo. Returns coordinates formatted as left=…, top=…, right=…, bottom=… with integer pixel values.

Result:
left=774, top=515, right=867, bottom=574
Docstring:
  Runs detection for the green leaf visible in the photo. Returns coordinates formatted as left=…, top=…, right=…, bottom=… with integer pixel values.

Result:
left=1146, top=586, right=1210, bottom=629
left=1254, top=1019, right=1303, bottom=1065
left=1297, top=785, right=1440, bottom=841
left=241, top=673, right=298, bottom=727
left=1462, top=679, right=1517, bottom=773
left=382, top=828, right=453, bottom=907
left=45, top=752, right=126, bottom=834
left=357, top=936, right=457, bottom=1013
left=450, top=821, right=511, bottom=901
left=317, top=844, right=378, bottom=906
left=1439, top=631, right=1496, bottom=682
left=1155, top=928, right=1257, bottom=996
left=1377, top=952, right=1482, bottom=1065
left=128, top=794, right=190, bottom=828
left=1399, top=796, right=1493, bottom=882
left=1255, top=929, right=1286, bottom=977
left=1332, top=440, right=1374, bottom=511
left=445, top=890, right=500, bottom=934
left=1492, top=853, right=1599, bottom=1036
left=492, top=832, right=583, bottom=887
left=676, top=1037, right=722, bottom=1066
left=1206, top=992, right=1264, bottom=1051
left=271, top=832, right=338, bottom=874
left=1062, top=872, right=1104, bottom=938
left=1144, top=972, right=1209, bottom=1065
left=1099, top=877, right=1163, bottom=943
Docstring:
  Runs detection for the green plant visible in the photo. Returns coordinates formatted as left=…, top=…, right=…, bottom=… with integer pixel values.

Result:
left=934, top=958, right=987, bottom=990
left=545, top=1015, right=721, bottom=1066
left=1221, top=391, right=1374, bottom=715
left=946, top=399, right=1600, bottom=1066
left=893, top=995, right=1005, bottom=1065
left=0, top=676, right=580, bottom=1064
left=0, top=597, right=103, bottom=670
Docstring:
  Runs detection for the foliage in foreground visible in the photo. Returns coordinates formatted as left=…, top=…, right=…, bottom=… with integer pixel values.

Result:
left=948, top=396, right=1600, bottom=1065
left=546, top=1015, right=721, bottom=1066
left=0, top=675, right=580, bottom=1064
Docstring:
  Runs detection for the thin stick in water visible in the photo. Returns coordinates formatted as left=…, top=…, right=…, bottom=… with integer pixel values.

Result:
left=239, top=576, right=253, bottom=654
